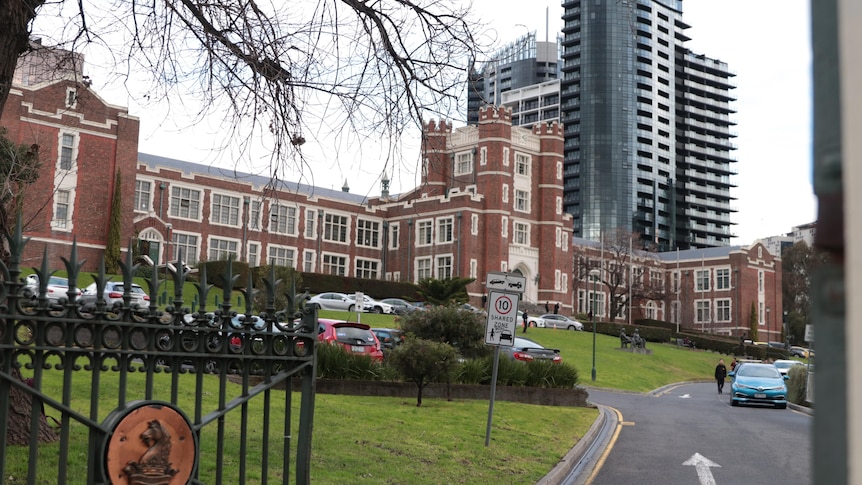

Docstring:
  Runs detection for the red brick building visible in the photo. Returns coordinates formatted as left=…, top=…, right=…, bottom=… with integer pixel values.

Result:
left=572, top=238, right=783, bottom=339
left=1, top=46, right=140, bottom=269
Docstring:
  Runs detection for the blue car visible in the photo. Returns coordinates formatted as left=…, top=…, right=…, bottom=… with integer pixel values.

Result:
left=729, top=363, right=789, bottom=409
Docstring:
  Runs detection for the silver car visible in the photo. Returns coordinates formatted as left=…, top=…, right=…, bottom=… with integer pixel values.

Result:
left=539, top=314, right=584, bottom=331
left=80, top=281, right=150, bottom=310
left=307, top=292, right=358, bottom=312
left=21, top=274, right=82, bottom=304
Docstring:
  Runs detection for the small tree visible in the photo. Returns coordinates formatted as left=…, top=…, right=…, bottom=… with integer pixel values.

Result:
left=399, top=305, right=489, bottom=360
left=104, top=170, right=122, bottom=274
left=388, top=338, right=457, bottom=407
left=749, top=302, right=759, bottom=341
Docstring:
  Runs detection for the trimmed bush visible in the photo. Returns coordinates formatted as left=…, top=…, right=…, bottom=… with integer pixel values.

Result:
left=787, top=365, right=810, bottom=406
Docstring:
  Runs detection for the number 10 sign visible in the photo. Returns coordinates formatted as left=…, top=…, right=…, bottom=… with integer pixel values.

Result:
left=484, top=290, right=520, bottom=347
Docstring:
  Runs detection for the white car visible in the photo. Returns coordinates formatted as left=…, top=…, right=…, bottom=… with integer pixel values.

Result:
left=539, top=314, right=584, bottom=331
left=772, top=359, right=805, bottom=376
left=516, top=311, right=545, bottom=328
left=347, top=295, right=395, bottom=314
left=307, top=292, right=358, bottom=312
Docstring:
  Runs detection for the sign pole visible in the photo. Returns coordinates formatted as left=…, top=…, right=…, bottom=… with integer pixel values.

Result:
left=485, top=345, right=501, bottom=447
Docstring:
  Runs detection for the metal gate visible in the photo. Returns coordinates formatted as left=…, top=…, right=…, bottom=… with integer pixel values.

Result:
left=0, top=227, right=317, bottom=484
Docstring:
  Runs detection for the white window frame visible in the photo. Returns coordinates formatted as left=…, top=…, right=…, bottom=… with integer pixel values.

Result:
left=437, top=217, right=454, bottom=244
left=389, top=223, right=400, bottom=249
left=248, top=242, right=260, bottom=267
left=322, top=253, right=348, bottom=276
left=169, top=185, right=202, bottom=221
left=716, top=299, right=731, bottom=322
left=355, top=258, right=380, bottom=279
left=208, top=237, right=240, bottom=261
left=716, top=268, right=731, bottom=290
left=134, top=179, right=152, bottom=213
left=471, top=214, right=478, bottom=236
left=53, top=189, right=72, bottom=230
left=513, top=221, right=529, bottom=246
left=172, top=231, right=200, bottom=265
left=503, top=147, right=510, bottom=166
left=695, top=269, right=710, bottom=292
left=268, top=245, right=297, bottom=268
left=270, top=204, right=298, bottom=236
left=454, top=151, right=473, bottom=175
left=356, top=219, right=381, bottom=248
left=502, top=184, right=509, bottom=203
left=323, top=213, right=350, bottom=244
left=695, top=300, right=711, bottom=324
left=416, top=219, right=433, bottom=247
left=58, top=132, right=77, bottom=171
left=514, top=152, right=530, bottom=176
left=211, top=193, right=241, bottom=227
left=480, top=146, right=487, bottom=166
left=65, top=87, right=77, bottom=109
left=436, top=255, right=453, bottom=279
left=302, top=249, right=315, bottom=272
left=304, top=209, right=317, bottom=239
left=249, top=200, right=262, bottom=231
left=501, top=216, right=509, bottom=238
left=416, top=257, right=433, bottom=281
left=514, top=189, right=530, bottom=213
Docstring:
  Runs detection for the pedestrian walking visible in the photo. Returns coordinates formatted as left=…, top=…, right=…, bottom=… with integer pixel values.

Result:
left=522, top=309, right=529, bottom=333
left=545, top=301, right=550, bottom=313
left=715, top=359, right=727, bottom=394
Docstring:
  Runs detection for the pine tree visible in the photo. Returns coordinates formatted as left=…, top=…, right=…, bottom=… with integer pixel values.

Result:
left=749, top=301, right=759, bottom=341
left=105, top=170, right=122, bottom=274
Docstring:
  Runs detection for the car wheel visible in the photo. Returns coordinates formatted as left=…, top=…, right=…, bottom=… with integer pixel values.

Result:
left=567, top=325, right=575, bottom=331
left=348, top=304, right=355, bottom=312
left=730, top=396, right=738, bottom=407
left=373, top=306, right=383, bottom=314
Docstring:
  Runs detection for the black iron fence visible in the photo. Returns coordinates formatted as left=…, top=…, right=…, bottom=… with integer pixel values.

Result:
left=0, top=225, right=317, bottom=484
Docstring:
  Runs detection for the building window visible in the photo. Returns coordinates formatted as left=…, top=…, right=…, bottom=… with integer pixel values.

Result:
left=716, top=299, right=731, bottom=322
left=645, top=301, right=657, bottom=320
left=417, top=219, right=433, bottom=246
left=695, top=269, right=710, bottom=292
left=65, top=88, right=77, bottom=108
left=515, top=153, right=530, bottom=175
left=248, top=243, right=260, bottom=267
left=437, top=217, right=453, bottom=243
left=323, top=213, right=349, bottom=243
left=758, top=270, right=764, bottom=292
left=556, top=161, right=563, bottom=180
left=502, top=184, right=509, bottom=203
left=650, top=270, right=663, bottom=289
left=696, top=300, right=711, bottom=324
left=134, top=180, right=151, bottom=212
left=305, top=209, right=316, bottom=238
left=268, top=246, right=296, bottom=268
left=211, top=194, right=241, bottom=226
left=249, top=200, right=261, bottom=230
left=270, top=205, right=297, bottom=235
left=390, top=223, right=399, bottom=249
left=322, top=253, right=347, bottom=276
left=503, top=147, right=510, bottom=166
left=436, top=255, right=452, bottom=279
left=59, top=133, right=76, bottom=171
left=54, top=189, right=70, bottom=229
left=562, top=274, right=568, bottom=293
left=208, top=238, right=238, bottom=261
left=513, top=221, right=529, bottom=246
left=589, top=291, right=606, bottom=317
left=716, top=268, right=730, bottom=290
left=356, top=219, right=380, bottom=247
left=356, top=259, right=379, bottom=279
left=303, top=249, right=315, bottom=272
left=480, top=147, right=487, bottom=166
left=417, top=257, right=432, bottom=280
left=172, top=232, right=199, bottom=265
left=556, top=196, right=563, bottom=215
left=454, top=152, right=473, bottom=175
left=470, top=259, right=477, bottom=278
left=169, top=186, right=201, bottom=220
left=471, top=214, right=478, bottom=235
left=501, top=216, right=508, bottom=238
left=514, top=189, right=530, bottom=212
left=672, top=271, right=680, bottom=293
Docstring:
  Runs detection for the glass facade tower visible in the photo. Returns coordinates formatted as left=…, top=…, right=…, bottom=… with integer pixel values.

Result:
left=560, top=0, right=737, bottom=249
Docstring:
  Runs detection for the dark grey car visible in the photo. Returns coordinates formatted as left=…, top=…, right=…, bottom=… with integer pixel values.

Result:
left=80, top=281, right=150, bottom=310
left=500, top=337, right=562, bottom=364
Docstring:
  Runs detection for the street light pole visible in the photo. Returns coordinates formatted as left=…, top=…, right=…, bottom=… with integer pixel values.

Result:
left=589, top=268, right=601, bottom=382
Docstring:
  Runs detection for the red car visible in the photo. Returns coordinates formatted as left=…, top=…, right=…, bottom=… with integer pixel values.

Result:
left=317, top=319, right=384, bottom=362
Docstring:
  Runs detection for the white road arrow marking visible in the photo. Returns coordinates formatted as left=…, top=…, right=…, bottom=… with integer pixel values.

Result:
left=679, top=393, right=691, bottom=398
left=683, top=453, right=721, bottom=485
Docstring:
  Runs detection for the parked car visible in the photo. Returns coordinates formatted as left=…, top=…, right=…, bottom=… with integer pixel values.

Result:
left=317, top=319, right=384, bottom=362
left=21, top=274, right=82, bottom=304
left=539, top=314, right=584, bottom=331
left=516, top=310, right=544, bottom=328
left=460, top=303, right=487, bottom=315
left=371, top=328, right=405, bottom=355
left=380, top=298, right=418, bottom=315
left=307, top=292, right=358, bottom=312
left=772, top=359, right=805, bottom=376
left=347, top=295, right=396, bottom=314
left=79, top=281, right=150, bottom=310
left=729, top=362, right=788, bottom=409
left=500, top=337, right=562, bottom=364
left=790, top=346, right=811, bottom=358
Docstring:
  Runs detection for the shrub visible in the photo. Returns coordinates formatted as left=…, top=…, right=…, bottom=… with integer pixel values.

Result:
left=399, top=305, right=491, bottom=360
left=525, top=360, right=579, bottom=388
left=787, top=365, right=810, bottom=405
left=316, top=342, right=385, bottom=381
left=455, top=358, right=491, bottom=385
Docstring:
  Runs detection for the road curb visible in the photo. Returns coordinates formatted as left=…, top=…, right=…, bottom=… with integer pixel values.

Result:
left=536, top=404, right=610, bottom=485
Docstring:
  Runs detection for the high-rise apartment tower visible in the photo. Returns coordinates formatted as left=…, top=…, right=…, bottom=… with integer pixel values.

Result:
left=561, top=0, right=737, bottom=249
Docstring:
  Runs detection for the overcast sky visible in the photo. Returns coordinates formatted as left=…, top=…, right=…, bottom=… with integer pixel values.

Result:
left=55, top=0, right=814, bottom=247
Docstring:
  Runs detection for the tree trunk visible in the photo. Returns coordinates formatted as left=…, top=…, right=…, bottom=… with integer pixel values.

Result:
left=0, top=0, right=45, bottom=117
left=6, top=367, right=59, bottom=445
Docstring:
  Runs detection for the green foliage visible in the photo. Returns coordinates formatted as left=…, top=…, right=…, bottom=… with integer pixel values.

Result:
left=388, top=337, right=458, bottom=406
left=399, top=304, right=490, bottom=360
left=749, top=302, right=759, bottom=341
left=781, top=241, right=829, bottom=334
left=316, top=342, right=390, bottom=380
left=249, top=264, right=303, bottom=314
left=415, top=277, right=475, bottom=305
left=105, top=170, right=122, bottom=274
left=787, top=364, right=810, bottom=406
left=455, top=358, right=491, bottom=384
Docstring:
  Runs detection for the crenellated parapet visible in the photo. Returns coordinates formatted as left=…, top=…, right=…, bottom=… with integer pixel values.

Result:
left=477, top=105, right=512, bottom=124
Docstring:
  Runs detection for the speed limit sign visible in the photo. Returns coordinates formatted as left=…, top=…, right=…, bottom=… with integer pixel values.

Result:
left=484, top=290, right=520, bottom=347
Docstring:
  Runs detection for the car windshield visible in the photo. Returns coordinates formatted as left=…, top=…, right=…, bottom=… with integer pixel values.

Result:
left=48, top=277, right=68, bottom=286
left=738, top=365, right=782, bottom=378
left=513, top=338, right=543, bottom=349
left=774, top=361, right=799, bottom=369
left=333, top=326, right=374, bottom=343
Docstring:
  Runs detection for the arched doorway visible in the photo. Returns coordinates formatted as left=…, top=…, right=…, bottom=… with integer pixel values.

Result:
left=137, top=228, right=166, bottom=265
